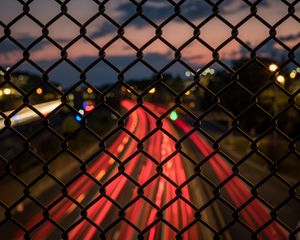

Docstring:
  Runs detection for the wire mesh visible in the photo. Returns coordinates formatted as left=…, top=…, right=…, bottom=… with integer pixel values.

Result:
left=0, top=0, right=299, bottom=239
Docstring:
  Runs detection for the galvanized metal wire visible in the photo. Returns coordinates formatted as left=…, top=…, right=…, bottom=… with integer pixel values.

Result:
left=0, top=0, right=299, bottom=239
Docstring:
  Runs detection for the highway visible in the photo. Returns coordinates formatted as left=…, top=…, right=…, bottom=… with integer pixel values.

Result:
left=5, top=100, right=292, bottom=239
left=0, top=100, right=61, bottom=129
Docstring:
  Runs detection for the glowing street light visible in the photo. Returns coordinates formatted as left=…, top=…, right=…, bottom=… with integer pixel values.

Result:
left=276, top=75, right=285, bottom=85
left=36, top=88, right=43, bottom=95
left=149, top=88, right=156, bottom=94
left=297, top=67, right=300, bottom=73
left=269, top=64, right=278, bottom=72
left=87, top=87, right=93, bottom=94
left=3, top=88, right=11, bottom=95
left=185, top=71, right=192, bottom=77
left=290, top=70, right=297, bottom=79
left=185, top=90, right=191, bottom=96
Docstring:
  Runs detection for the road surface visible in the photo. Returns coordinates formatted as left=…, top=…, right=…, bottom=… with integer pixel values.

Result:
left=1, top=100, right=295, bottom=239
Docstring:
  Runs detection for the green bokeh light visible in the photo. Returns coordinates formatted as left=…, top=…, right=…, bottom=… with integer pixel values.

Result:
left=170, top=111, right=178, bottom=121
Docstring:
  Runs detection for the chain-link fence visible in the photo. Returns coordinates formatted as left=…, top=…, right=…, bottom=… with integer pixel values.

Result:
left=0, top=0, right=300, bottom=239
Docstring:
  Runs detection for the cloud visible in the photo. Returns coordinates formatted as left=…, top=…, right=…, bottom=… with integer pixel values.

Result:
left=239, top=39, right=286, bottom=60
left=54, top=0, right=274, bottom=42
left=113, top=0, right=272, bottom=31
left=0, top=36, right=45, bottom=54
left=90, top=22, right=118, bottom=39
left=116, top=0, right=214, bottom=27
left=279, top=32, right=300, bottom=42
left=0, top=36, right=69, bottom=55
left=220, top=0, right=270, bottom=15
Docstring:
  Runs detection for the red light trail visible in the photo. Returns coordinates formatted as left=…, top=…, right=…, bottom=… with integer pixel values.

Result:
left=14, top=100, right=288, bottom=240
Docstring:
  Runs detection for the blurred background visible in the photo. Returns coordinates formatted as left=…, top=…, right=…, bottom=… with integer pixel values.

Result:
left=0, top=0, right=299, bottom=239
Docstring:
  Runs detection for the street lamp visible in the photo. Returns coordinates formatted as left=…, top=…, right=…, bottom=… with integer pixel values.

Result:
left=3, top=88, right=11, bottom=95
left=36, top=88, right=43, bottom=95
left=276, top=75, right=285, bottom=85
left=289, top=70, right=297, bottom=79
left=149, top=88, right=156, bottom=94
left=87, top=87, right=93, bottom=94
left=185, top=90, right=191, bottom=96
left=269, top=64, right=278, bottom=72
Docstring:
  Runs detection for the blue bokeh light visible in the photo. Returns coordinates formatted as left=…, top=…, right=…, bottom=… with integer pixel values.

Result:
left=75, top=115, right=82, bottom=122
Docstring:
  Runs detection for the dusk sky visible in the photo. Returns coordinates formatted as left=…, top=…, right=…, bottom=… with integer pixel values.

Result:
left=1, top=0, right=300, bottom=88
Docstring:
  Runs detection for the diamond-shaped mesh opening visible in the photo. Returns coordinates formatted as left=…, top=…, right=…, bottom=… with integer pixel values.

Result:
left=161, top=17, right=195, bottom=49
left=124, top=197, right=156, bottom=230
left=218, top=1, right=250, bottom=26
left=141, top=0, right=174, bottom=25
left=197, top=107, right=233, bottom=140
left=68, top=40, right=101, bottom=70
left=0, top=39, right=24, bottom=64
left=123, top=17, right=156, bottom=48
left=181, top=39, right=213, bottom=66
left=199, top=198, right=236, bottom=234
left=163, top=198, right=195, bottom=230
left=238, top=18, right=270, bottom=47
left=11, top=151, right=44, bottom=184
left=257, top=1, right=290, bottom=25
left=28, top=0, right=61, bottom=24
left=277, top=198, right=300, bottom=229
left=0, top=1, right=23, bottom=24
left=1, top=0, right=299, bottom=239
left=66, top=0, right=99, bottom=24
left=48, top=196, right=85, bottom=230
left=0, top=174, right=24, bottom=206
left=201, top=19, right=232, bottom=49
left=257, top=130, right=290, bottom=162
left=48, top=16, right=79, bottom=46
left=48, top=152, right=82, bottom=184
left=84, top=195, right=121, bottom=231
left=218, top=131, right=252, bottom=162
left=238, top=153, right=271, bottom=185
left=219, top=39, right=249, bottom=62
left=29, top=174, right=62, bottom=206
left=238, top=105, right=273, bottom=135
left=276, top=153, right=300, bottom=183
left=12, top=198, right=43, bottom=227
left=180, top=0, right=212, bottom=25
left=65, top=173, right=99, bottom=203
left=67, top=128, right=101, bottom=160
left=11, top=16, right=41, bottom=39
left=0, top=128, right=24, bottom=160
left=258, top=175, right=291, bottom=206
left=30, top=127, right=62, bottom=160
